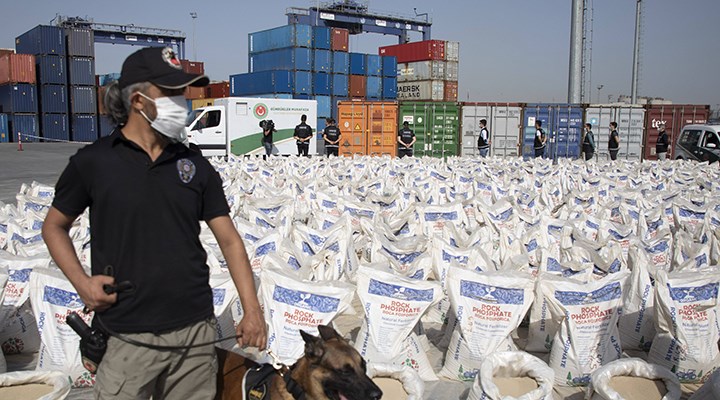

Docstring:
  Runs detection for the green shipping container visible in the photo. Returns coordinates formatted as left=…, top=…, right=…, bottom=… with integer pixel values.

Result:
left=398, top=102, right=460, bottom=158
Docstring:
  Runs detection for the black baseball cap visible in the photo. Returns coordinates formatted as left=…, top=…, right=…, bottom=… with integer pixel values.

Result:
left=118, top=47, right=209, bottom=90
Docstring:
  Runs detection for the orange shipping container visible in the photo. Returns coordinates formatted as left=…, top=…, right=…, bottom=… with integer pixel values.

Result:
left=331, top=28, right=349, bottom=52
left=337, top=101, right=398, bottom=157
left=349, top=75, right=366, bottom=98
left=180, top=60, right=204, bottom=75
left=207, top=81, right=230, bottom=98
left=0, top=54, right=36, bottom=85
left=444, top=81, right=458, bottom=101
left=185, top=86, right=206, bottom=100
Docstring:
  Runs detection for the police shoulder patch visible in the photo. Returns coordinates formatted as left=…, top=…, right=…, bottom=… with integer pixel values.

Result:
left=177, top=159, right=196, bottom=183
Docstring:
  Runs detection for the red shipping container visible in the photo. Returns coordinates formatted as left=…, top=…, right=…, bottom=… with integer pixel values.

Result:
left=207, top=81, right=230, bottom=98
left=643, top=104, right=710, bottom=160
left=0, top=49, right=15, bottom=57
left=180, top=59, right=205, bottom=75
left=349, top=75, right=366, bottom=98
left=0, top=54, right=36, bottom=85
left=444, top=81, right=458, bottom=102
left=331, top=28, right=349, bottom=52
left=379, top=40, right=446, bottom=63
left=184, top=86, right=206, bottom=100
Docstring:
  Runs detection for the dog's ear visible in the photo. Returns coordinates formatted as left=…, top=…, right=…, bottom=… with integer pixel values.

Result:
left=317, top=324, right=342, bottom=342
left=300, top=329, right=325, bottom=360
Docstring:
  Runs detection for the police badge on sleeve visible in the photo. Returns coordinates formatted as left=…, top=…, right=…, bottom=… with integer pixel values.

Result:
left=177, top=159, right=196, bottom=183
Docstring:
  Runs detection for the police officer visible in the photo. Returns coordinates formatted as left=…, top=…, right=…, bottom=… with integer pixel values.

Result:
left=582, top=123, right=595, bottom=161
left=656, top=123, right=669, bottom=160
left=608, top=121, right=620, bottom=161
left=534, top=120, right=546, bottom=158
left=323, top=118, right=342, bottom=157
left=477, top=119, right=490, bottom=157
left=293, top=114, right=313, bottom=156
left=398, top=121, right=416, bottom=158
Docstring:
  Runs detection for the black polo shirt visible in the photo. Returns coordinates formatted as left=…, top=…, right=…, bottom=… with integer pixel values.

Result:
left=52, top=129, right=230, bottom=333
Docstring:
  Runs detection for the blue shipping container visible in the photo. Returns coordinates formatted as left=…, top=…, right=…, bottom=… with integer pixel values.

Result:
left=382, top=56, right=397, bottom=78
left=294, top=94, right=312, bottom=100
left=313, top=26, right=331, bottom=50
left=41, top=113, right=69, bottom=141
left=71, top=114, right=98, bottom=142
left=248, top=24, right=313, bottom=54
left=313, top=73, right=331, bottom=96
left=68, top=57, right=96, bottom=86
left=366, top=55, right=382, bottom=76
left=36, top=55, right=66, bottom=85
left=69, top=86, right=96, bottom=114
left=0, top=84, right=38, bottom=114
left=0, top=113, right=8, bottom=142
left=98, top=115, right=115, bottom=137
left=15, top=25, right=66, bottom=56
left=252, top=93, right=294, bottom=99
left=66, top=29, right=94, bottom=57
left=99, top=73, right=121, bottom=86
left=39, top=85, right=68, bottom=114
left=331, top=97, right=348, bottom=121
left=8, top=113, right=39, bottom=142
left=366, top=76, right=382, bottom=99
left=333, top=52, right=349, bottom=74
left=315, top=95, right=332, bottom=118
left=294, top=71, right=312, bottom=95
left=332, top=74, right=348, bottom=97
left=250, top=48, right=312, bottom=72
left=382, top=77, right=397, bottom=99
left=316, top=117, right=326, bottom=139
left=350, top=53, right=366, bottom=75
left=522, top=104, right=583, bottom=159
left=230, top=71, right=293, bottom=96
left=314, top=49, right=332, bottom=73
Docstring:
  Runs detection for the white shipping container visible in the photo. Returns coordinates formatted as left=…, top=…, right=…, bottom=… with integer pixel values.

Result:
left=461, top=104, right=522, bottom=157
left=585, top=104, right=645, bottom=161
left=445, top=62, right=459, bottom=81
left=396, top=80, right=445, bottom=101
left=445, top=41, right=460, bottom=62
left=397, top=61, right=446, bottom=82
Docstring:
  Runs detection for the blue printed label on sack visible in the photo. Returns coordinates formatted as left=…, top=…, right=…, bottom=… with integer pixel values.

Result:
left=668, top=282, right=718, bottom=303
left=442, top=250, right=468, bottom=265
left=344, top=206, right=375, bottom=218
left=32, top=220, right=44, bottom=230
left=554, top=281, right=622, bottom=306
left=24, top=202, right=48, bottom=212
left=9, top=268, right=32, bottom=282
left=321, top=200, right=336, bottom=209
left=585, top=220, right=599, bottom=230
left=259, top=206, right=282, bottom=215
left=608, top=259, right=622, bottom=274
left=288, top=256, right=301, bottom=270
left=383, top=247, right=422, bottom=265
left=526, top=239, right=538, bottom=252
left=424, top=211, right=458, bottom=222
left=678, top=208, right=705, bottom=220
left=255, top=217, right=274, bottom=229
left=301, top=242, right=315, bottom=255
left=11, top=233, right=43, bottom=245
left=213, top=288, right=226, bottom=306
left=43, top=286, right=84, bottom=308
left=309, top=234, right=325, bottom=246
left=368, top=279, right=434, bottom=302
left=244, top=233, right=260, bottom=243
left=272, top=285, right=340, bottom=313
left=646, top=240, right=669, bottom=254
left=547, top=257, right=562, bottom=272
left=255, top=242, right=276, bottom=257
left=490, top=208, right=513, bottom=222
left=460, top=280, right=524, bottom=304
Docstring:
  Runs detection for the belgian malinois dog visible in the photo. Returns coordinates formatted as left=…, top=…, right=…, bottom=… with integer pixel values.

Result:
left=216, top=325, right=383, bottom=400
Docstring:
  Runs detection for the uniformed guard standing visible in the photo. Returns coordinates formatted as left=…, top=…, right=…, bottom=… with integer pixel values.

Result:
left=477, top=119, right=490, bottom=157
left=293, top=114, right=313, bottom=156
left=398, top=121, right=416, bottom=158
left=323, top=118, right=342, bottom=157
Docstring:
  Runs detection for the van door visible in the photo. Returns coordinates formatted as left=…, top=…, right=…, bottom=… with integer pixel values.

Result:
left=187, top=106, right=226, bottom=156
left=700, top=130, right=720, bottom=163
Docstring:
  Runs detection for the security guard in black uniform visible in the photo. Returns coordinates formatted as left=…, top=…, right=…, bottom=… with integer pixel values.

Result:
left=323, top=118, right=342, bottom=157
left=398, top=121, right=416, bottom=158
left=293, top=114, right=313, bottom=156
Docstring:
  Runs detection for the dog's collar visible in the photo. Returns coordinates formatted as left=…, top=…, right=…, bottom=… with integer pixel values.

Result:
left=281, top=368, right=306, bottom=400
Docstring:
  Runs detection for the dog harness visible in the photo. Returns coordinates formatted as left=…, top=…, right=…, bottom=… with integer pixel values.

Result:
left=242, top=363, right=306, bottom=400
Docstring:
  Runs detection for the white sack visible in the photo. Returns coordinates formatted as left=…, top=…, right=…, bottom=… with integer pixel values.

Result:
left=467, top=351, right=555, bottom=400
left=587, top=358, right=681, bottom=400
left=0, top=370, right=72, bottom=400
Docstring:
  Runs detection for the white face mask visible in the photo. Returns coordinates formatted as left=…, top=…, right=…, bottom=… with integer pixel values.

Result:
left=137, top=92, right=189, bottom=146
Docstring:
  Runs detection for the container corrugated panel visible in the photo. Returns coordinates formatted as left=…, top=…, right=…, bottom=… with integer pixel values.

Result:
left=460, top=103, right=522, bottom=157
left=349, top=75, right=366, bottom=98
left=397, top=61, right=445, bottom=82
left=585, top=105, right=644, bottom=161
left=643, top=104, right=709, bottom=160
left=445, top=41, right=460, bottom=61
left=331, top=97, right=348, bottom=122
left=399, top=102, right=459, bottom=158
left=36, top=55, right=66, bottom=84
left=366, top=55, right=382, bottom=76
left=313, top=73, right=331, bottom=96
left=337, top=101, right=398, bottom=157
left=444, top=81, right=458, bottom=102
left=315, top=95, right=332, bottom=118
left=99, top=72, right=121, bottom=86
left=68, top=57, right=95, bottom=85
left=313, top=26, right=331, bottom=50
left=41, top=113, right=69, bottom=141
left=98, top=114, right=115, bottom=137
left=207, top=82, right=230, bottom=98
left=397, top=81, right=444, bottom=101
left=382, top=77, right=397, bottom=100
left=230, top=71, right=293, bottom=96
left=349, top=53, right=366, bottom=75
left=66, top=29, right=94, bottom=57
left=445, top=61, right=459, bottom=81
left=15, top=25, right=65, bottom=56
left=69, top=86, right=96, bottom=114
left=39, top=84, right=68, bottom=113
left=522, top=104, right=583, bottom=159
left=379, top=40, right=445, bottom=63
left=0, top=84, right=37, bottom=113
left=71, top=114, right=98, bottom=142
left=250, top=48, right=312, bottom=72
left=8, top=113, right=39, bottom=142
left=381, top=56, right=397, bottom=78
left=366, top=76, right=382, bottom=99
left=333, top=52, right=349, bottom=74
left=0, top=54, right=36, bottom=84
left=180, top=60, right=204, bottom=74
left=184, top=86, right=205, bottom=100
left=332, top=74, right=348, bottom=97
left=0, top=113, right=8, bottom=142
left=248, top=24, right=313, bottom=54
left=314, top=49, right=332, bottom=73
left=331, top=28, right=349, bottom=52
left=191, top=98, right=216, bottom=110
left=294, top=71, right=312, bottom=95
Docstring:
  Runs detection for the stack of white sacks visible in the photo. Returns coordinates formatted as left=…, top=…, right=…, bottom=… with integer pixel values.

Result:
left=0, top=156, right=719, bottom=399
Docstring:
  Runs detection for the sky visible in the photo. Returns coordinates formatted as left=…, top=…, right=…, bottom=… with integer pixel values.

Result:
left=1, top=0, right=719, bottom=112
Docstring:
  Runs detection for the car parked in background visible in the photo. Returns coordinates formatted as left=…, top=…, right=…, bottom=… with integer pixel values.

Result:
left=675, top=124, right=720, bottom=163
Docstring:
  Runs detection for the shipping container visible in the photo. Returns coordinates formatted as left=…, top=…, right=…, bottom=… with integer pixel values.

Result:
left=443, top=81, right=458, bottom=102
left=382, top=77, right=397, bottom=100
left=366, top=55, right=382, bottom=76
left=180, top=60, right=204, bottom=75
left=349, top=75, right=366, bottom=98
left=39, top=84, right=68, bottom=114
left=97, top=85, right=107, bottom=115
left=0, top=49, right=14, bottom=57
left=192, top=98, right=217, bottom=110
left=349, top=53, right=366, bottom=75
left=249, top=24, right=313, bottom=54
left=207, top=82, right=230, bottom=98
left=68, top=57, right=95, bottom=85
left=522, top=104, right=583, bottom=159
left=381, top=56, right=397, bottom=78
left=294, top=71, right=312, bottom=95
left=333, top=52, right=349, bottom=74
left=0, top=83, right=37, bottom=113
left=643, top=104, right=710, bottom=160
left=332, top=74, right=348, bottom=97
left=315, top=95, right=332, bottom=118
left=8, top=113, right=39, bottom=142
left=98, top=114, right=115, bottom=137
left=0, top=113, right=8, bottom=142
left=99, top=72, right=121, bottom=86
left=36, top=55, right=66, bottom=84
left=41, top=113, right=69, bottom=141
left=445, top=61, right=459, bottom=81
left=460, top=103, right=523, bottom=157
left=445, top=41, right=460, bottom=62
left=399, top=102, right=460, bottom=158
left=331, top=97, right=348, bottom=122
left=331, top=28, right=349, bottom=52
left=66, top=29, right=94, bottom=57
left=294, top=94, right=312, bottom=100
left=15, top=25, right=65, bottom=56
left=185, top=86, right=206, bottom=100
left=313, top=26, right=331, bottom=50
left=379, top=40, right=445, bottom=63
left=366, top=76, right=382, bottom=99
left=250, top=47, right=312, bottom=72
left=71, top=114, right=98, bottom=142
left=313, top=49, right=332, bottom=73
left=313, top=73, right=331, bottom=96
left=584, top=104, right=644, bottom=161
left=69, top=86, right=96, bottom=114
left=396, top=80, right=444, bottom=101
left=337, top=101, right=398, bottom=157
left=397, top=61, right=445, bottom=82
left=230, top=71, right=293, bottom=96
left=0, top=54, right=36, bottom=84
left=252, top=93, right=294, bottom=99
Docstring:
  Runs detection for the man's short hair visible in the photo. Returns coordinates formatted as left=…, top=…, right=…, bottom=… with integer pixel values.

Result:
left=480, top=119, right=487, bottom=126
left=536, top=120, right=542, bottom=127
left=585, top=123, right=592, bottom=129
left=301, top=114, right=307, bottom=122
left=403, top=121, right=409, bottom=126
left=610, top=121, right=617, bottom=128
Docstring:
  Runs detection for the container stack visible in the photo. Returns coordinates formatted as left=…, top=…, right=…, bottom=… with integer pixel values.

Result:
left=96, top=73, right=120, bottom=137
left=66, top=28, right=97, bottom=143
left=192, top=81, right=230, bottom=110
left=0, top=51, right=36, bottom=143
left=182, top=60, right=206, bottom=101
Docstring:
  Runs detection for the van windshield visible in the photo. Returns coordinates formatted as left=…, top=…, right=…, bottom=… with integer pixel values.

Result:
left=186, top=110, right=203, bottom=127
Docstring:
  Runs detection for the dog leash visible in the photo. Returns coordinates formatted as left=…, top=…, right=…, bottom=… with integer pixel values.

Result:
left=266, top=350, right=306, bottom=400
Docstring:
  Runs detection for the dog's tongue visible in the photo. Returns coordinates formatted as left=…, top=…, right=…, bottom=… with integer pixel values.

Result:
left=339, top=394, right=349, bottom=400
